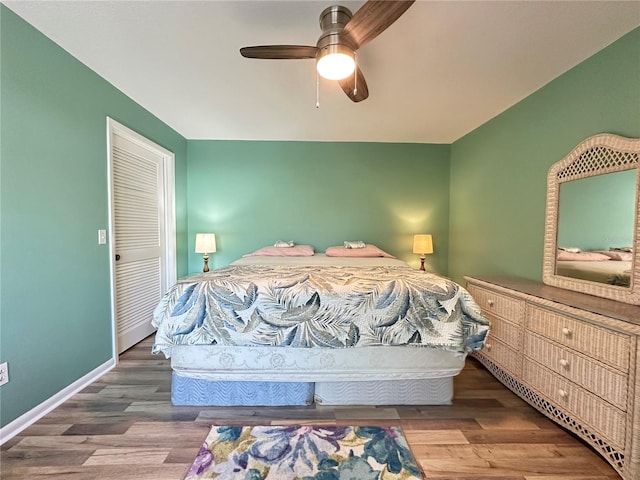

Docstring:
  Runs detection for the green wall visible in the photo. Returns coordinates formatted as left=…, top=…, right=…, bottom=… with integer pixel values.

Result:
left=558, top=170, right=636, bottom=251
left=0, top=6, right=188, bottom=428
left=187, top=141, right=450, bottom=274
left=448, top=27, right=640, bottom=284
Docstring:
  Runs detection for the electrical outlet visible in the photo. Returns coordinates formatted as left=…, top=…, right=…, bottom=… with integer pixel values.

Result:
left=98, top=229, right=107, bottom=245
left=0, top=362, right=8, bottom=386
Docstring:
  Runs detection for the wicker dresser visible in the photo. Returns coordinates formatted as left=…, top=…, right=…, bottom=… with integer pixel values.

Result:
left=465, top=275, right=640, bottom=480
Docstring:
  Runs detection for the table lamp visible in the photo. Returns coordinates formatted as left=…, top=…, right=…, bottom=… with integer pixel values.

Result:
left=413, top=234, right=433, bottom=271
left=195, top=233, right=217, bottom=272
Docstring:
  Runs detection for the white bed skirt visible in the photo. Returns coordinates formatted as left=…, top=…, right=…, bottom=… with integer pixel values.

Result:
left=169, top=345, right=465, bottom=406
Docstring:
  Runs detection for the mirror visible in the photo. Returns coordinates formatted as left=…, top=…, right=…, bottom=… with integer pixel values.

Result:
left=543, top=133, right=640, bottom=305
left=556, top=170, right=636, bottom=285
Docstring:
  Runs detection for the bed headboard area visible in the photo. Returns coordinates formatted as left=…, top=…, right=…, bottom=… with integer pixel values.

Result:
left=542, top=133, right=640, bottom=304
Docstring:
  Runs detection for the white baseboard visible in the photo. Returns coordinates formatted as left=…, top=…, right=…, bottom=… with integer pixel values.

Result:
left=0, top=358, right=115, bottom=445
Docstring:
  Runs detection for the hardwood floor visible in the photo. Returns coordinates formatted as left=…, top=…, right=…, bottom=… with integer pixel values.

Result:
left=1, top=336, right=620, bottom=479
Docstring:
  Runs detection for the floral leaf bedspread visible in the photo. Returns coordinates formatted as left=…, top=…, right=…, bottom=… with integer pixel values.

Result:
left=152, top=263, right=490, bottom=357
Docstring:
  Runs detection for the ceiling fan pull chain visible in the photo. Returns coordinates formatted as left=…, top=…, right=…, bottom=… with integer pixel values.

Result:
left=316, top=70, right=320, bottom=108
left=354, top=52, right=358, bottom=96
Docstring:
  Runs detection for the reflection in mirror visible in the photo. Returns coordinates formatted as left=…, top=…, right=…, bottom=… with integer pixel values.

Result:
left=555, top=169, right=636, bottom=287
left=543, top=133, right=640, bottom=305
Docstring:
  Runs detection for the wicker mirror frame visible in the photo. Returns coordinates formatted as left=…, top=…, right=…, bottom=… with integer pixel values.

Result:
left=543, top=133, right=640, bottom=305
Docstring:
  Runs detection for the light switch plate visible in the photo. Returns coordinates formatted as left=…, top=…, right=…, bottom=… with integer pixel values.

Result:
left=98, top=229, right=107, bottom=245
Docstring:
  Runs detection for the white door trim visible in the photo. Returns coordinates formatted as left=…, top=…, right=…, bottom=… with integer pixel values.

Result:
left=106, top=117, right=176, bottom=361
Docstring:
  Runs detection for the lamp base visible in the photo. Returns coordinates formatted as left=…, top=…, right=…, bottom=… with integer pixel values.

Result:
left=202, top=253, right=210, bottom=273
left=419, top=255, right=426, bottom=271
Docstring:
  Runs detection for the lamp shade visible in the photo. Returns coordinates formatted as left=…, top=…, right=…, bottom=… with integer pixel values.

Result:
left=195, top=233, right=217, bottom=254
left=413, top=234, right=433, bottom=255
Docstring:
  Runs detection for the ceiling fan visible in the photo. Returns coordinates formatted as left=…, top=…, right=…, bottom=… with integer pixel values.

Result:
left=239, top=1, right=415, bottom=103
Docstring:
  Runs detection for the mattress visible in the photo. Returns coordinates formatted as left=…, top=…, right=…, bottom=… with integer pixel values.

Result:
left=170, top=344, right=466, bottom=382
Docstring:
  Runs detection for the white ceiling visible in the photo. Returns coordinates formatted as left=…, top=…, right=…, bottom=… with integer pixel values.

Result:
left=4, top=1, right=640, bottom=143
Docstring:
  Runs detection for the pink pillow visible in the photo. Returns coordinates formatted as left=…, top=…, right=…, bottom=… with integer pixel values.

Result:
left=325, top=244, right=395, bottom=258
left=557, top=250, right=611, bottom=262
left=243, top=245, right=314, bottom=257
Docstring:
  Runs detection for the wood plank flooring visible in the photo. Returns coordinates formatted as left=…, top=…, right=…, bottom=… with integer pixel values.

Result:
left=1, top=336, right=620, bottom=479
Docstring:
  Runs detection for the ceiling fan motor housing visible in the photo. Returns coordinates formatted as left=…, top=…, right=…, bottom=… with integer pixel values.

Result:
left=319, top=5, right=352, bottom=31
left=317, top=5, right=357, bottom=54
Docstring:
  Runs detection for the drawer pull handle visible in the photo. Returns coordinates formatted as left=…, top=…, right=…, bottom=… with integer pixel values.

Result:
left=559, top=359, right=569, bottom=368
left=558, top=389, right=568, bottom=399
left=486, top=343, right=492, bottom=352
left=561, top=327, right=571, bottom=336
left=487, top=299, right=495, bottom=307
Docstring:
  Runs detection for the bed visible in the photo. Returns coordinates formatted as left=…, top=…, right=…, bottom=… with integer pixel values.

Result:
left=152, top=251, right=490, bottom=406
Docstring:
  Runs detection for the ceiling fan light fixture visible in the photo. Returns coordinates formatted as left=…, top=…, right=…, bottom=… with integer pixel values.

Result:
left=316, top=44, right=355, bottom=81
left=240, top=0, right=416, bottom=102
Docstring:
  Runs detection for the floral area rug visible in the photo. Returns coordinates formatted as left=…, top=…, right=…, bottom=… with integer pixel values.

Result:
left=185, top=425, right=424, bottom=480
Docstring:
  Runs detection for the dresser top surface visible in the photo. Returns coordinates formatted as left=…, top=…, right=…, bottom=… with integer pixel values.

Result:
left=465, top=275, right=640, bottom=327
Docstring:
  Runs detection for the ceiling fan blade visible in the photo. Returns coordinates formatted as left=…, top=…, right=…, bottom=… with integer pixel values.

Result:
left=239, top=45, right=317, bottom=60
left=339, top=66, right=369, bottom=102
left=342, top=0, right=415, bottom=49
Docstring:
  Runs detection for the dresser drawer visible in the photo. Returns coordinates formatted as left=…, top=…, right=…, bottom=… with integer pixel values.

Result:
left=522, top=361, right=626, bottom=450
left=486, top=313, right=520, bottom=347
left=524, top=332, right=628, bottom=411
left=527, top=305, right=630, bottom=372
left=467, top=285, right=525, bottom=324
left=480, top=337, right=520, bottom=376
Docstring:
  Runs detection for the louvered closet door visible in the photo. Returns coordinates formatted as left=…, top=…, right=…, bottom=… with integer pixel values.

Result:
left=112, top=132, right=166, bottom=353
